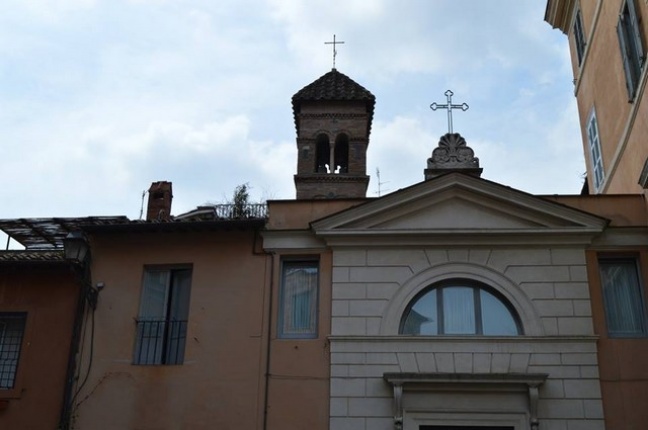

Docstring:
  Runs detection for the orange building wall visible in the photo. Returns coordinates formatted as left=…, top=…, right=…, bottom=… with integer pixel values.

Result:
left=73, top=227, right=332, bottom=430
left=73, top=230, right=269, bottom=429
left=265, top=251, right=332, bottom=430
left=568, top=0, right=648, bottom=194
left=586, top=250, right=648, bottom=430
left=0, top=265, right=79, bottom=429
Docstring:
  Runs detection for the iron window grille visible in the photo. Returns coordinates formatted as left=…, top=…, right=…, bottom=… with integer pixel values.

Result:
left=0, top=313, right=27, bottom=389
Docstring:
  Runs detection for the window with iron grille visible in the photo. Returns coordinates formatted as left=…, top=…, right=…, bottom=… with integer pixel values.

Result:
left=617, top=0, right=645, bottom=101
left=0, top=312, right=27, bottom=389
left=278, top=260, right=319, bottom=338
left=133, top=268, right=192, bottom=365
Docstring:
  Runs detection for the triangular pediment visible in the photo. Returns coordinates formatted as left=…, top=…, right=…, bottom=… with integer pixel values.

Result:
left=311, top=173, right=607, bottom=246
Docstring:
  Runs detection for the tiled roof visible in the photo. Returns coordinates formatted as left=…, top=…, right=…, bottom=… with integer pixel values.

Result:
left=0, top=250, right=65, bottom=262
left=292, top=69, right=375, bottom=103
left=292, top=69, right=375, bottom=133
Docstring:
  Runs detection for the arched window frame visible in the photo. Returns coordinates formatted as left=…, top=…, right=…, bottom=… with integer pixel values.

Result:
left=399, top=279, right=523, bottom=336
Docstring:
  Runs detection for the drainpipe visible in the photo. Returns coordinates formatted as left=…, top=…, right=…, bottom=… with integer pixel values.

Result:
left=58, top=262, right=90, bottom=429
left=262, top=251, right=275, bottom=430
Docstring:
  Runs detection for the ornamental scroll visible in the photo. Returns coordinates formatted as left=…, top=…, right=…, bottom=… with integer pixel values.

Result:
left=424, top=133, right=483, bottom=180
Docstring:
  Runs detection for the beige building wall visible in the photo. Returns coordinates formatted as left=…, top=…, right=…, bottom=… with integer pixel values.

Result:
left=328, top=247, right=603, bottom=430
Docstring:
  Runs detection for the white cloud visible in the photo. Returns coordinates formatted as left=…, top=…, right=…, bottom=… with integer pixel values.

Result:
left=0, top=0, right=587, bottom=222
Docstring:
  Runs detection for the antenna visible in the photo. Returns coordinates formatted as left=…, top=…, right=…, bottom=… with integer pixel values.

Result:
left=139, top=190, right=147, bottom=220
left=376, top=168, right=390, bottom=197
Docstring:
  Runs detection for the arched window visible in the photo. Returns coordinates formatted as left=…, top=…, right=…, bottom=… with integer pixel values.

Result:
left=400, top=280, right=522, bottom=336
left=334, top=134, right=349, bottom=174
left=315, top=134, right=330, bottom=173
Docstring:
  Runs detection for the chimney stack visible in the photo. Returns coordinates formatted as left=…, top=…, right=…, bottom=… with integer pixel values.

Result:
left=146, top=181, right=173, bottom=221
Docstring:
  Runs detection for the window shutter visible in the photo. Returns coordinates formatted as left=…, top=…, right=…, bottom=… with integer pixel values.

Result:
left=618, top=20, right=636, bottom=100
left=627, top=0, right=645, bottom=66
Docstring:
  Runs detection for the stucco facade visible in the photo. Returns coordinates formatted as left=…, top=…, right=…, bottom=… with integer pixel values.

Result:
left=546, top=0, right=648, bottom=194
left=0, top=254, right=81, bottom=429
left=267, top=172, right=613, bottom=430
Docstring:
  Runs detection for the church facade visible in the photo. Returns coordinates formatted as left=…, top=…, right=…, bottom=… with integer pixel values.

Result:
left=1, top=67, right=647, bottom=430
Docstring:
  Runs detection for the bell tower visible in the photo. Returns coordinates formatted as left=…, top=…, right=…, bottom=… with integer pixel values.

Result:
left=292, top=69, right=375, bottom=199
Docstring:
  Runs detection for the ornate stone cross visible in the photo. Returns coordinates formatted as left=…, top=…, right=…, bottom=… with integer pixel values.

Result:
left=430, top=90, right=469, bottom=134
left=325, top=34, right=345, bottom=69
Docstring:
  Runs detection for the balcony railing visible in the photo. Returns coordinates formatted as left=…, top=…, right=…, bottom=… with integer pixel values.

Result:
left=213, top=203, right=267, bottom=219
left=133, top=319, right=187, bottom=365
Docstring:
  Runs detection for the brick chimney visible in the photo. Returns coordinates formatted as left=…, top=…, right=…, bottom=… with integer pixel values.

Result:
left=146, top=181, right=173, bottom=221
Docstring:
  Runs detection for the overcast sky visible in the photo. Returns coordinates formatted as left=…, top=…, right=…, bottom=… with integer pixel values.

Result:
left=1, top=0, right=581, bottom=223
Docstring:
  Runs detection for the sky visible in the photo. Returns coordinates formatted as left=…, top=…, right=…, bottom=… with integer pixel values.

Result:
left=0, top=0, right=583, bottom=224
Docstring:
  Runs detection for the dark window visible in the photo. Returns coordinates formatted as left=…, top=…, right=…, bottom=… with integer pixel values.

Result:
left=278, top=260, right=319, bottom=338
left=134, top=268, right=192, bottom=365
left=617, top=0, right=645, bottom=100
left=599, top=258, right=646, bottom=337
left=574, top=8, right=587, bottom=65
left=334, top=134, right=349, bottom=174
left=315, top=134, right=330, bottom=173
left=0, top=312, right=27, bottom=389
left=401, top=281, right=521, bottom=336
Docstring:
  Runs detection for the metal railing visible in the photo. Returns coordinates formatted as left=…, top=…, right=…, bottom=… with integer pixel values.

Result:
left=0, top=313, right=27, bottom=389
left=133, top=319, right=187, bottom=365
left=213, top=203, right=267, bottom=219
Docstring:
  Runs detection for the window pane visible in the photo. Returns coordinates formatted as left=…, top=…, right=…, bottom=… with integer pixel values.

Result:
left=600, top=259, right=645, bottom=336
left=443, top=287, right=475, bottom=335
left=279, top=261, right=318, bottom=338
left=481, top=290, right=519, bottom=335
left=400, top=282, right=521, bottom=337
left=139, top=270, right=170, bottom=319
left=402, top=290, right=437, bottom=335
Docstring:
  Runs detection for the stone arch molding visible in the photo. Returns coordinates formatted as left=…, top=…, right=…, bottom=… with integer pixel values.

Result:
left=379, top=262, right=544, bottom=336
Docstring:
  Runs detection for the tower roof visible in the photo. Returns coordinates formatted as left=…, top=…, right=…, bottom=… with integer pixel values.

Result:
left=292, top=69, right=376, bottom=131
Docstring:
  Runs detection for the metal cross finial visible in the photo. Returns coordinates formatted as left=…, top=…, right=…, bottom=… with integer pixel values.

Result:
left=430, top=90, right=469, bottom=134
left=325, top=34, right=345, bottom=69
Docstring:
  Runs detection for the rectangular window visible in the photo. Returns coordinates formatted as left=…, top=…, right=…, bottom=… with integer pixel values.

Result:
left=617, top=0, right=645, bottom=100
left=574, top=8, right=587, bottom=65
left=0, top=313, right=27, bottom=389
left=587, top=109, right=604, bottom=192
left=278, top=260, right=319, bottom=338
left=599, top=258, right=646, bottom=337
left=134, top=267, right=192, bottom=365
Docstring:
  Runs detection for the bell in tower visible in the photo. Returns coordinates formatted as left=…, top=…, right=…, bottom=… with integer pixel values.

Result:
left=291, top=69, right=375, bottom=199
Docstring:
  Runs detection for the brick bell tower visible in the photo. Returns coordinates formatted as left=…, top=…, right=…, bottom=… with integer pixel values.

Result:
left=292, top=69, right=375, bottom=199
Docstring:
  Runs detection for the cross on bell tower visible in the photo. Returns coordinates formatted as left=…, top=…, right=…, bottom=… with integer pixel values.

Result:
left=324, top=34, right=345, bottom=69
